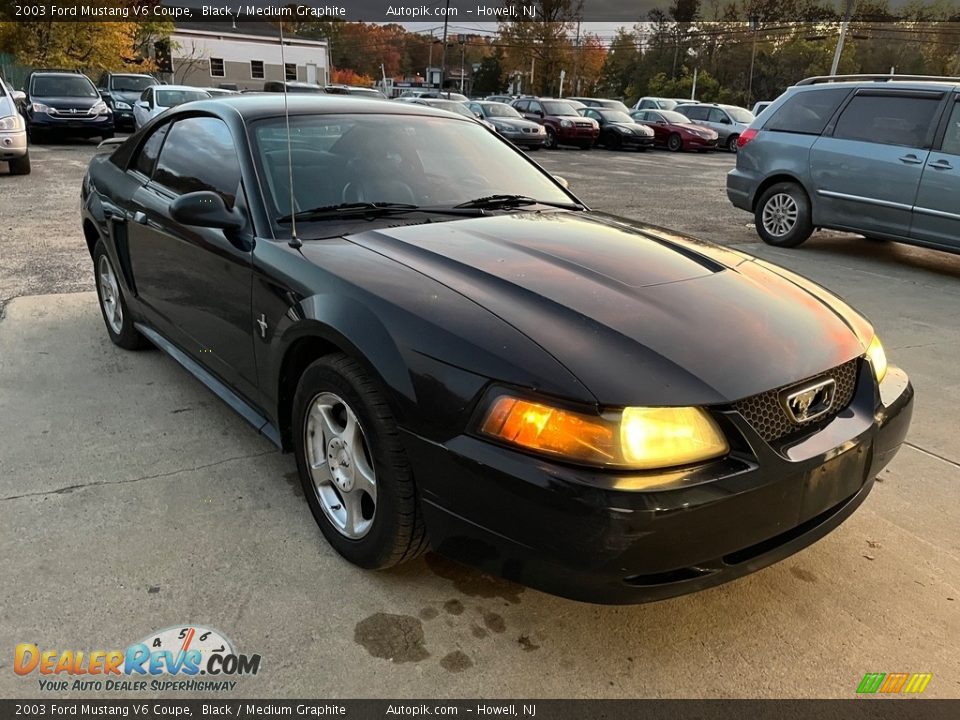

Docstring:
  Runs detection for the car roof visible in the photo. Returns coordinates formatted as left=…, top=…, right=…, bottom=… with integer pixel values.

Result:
left=177, top=94, right=471, bottom=121
left=790, top=79, right=960, bottom=92
left=111, top=73, right=154, bottom=78
left=155, top=85, right=208, bottom=92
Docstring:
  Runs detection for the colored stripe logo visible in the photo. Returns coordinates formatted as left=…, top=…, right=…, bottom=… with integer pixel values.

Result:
left=857, top=673, right=932, bottom=694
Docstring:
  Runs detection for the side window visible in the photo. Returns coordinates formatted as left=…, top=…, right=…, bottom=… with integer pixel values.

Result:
left=639, top=99, right=653, bottom=109
left=132, top=123, right=170, bottom=178
left=586, top=109, right=599, bottom=121
left=833, top=94, right=941, bottom=147
left=514, top=100, right=528, bottom=112
left=765, top=88, right=850, bottom=135
left=467, top=102, right=480, bottom=114
left=708, top=108, right=729, bottom=123
left=140, top=87, right=151, bottom=104
left=530, top=101, right=542, bottom=114
left=97, top=73, right=107, bottom=89
left=939, top=101, right=960, bottom=156
left=152, top=117, right=241, bottom=207
left=683, top=106, right=705, bottom=120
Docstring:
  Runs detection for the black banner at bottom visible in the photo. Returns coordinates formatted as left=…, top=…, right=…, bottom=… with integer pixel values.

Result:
left=2, top=700, right=959, bottom=720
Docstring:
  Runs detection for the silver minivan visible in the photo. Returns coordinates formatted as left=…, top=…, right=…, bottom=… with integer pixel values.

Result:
left=0, top=76, right=29, bottom=175
left=727, top=74, right=960, bottom=253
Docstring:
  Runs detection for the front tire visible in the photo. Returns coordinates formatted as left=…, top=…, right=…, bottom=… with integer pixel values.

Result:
left=727, top=134, right=740, bottom=153
left=667, top=133, right=683, bottom=152
left=543, top=128, right=557, bottom=149
left=8, top=151, right=30, bottom=175
left=606, top=133, right=621, bottom=150
left=93, top=240, right=148, bottom=349
left=754, top=182, right=813, bottom=248
left=292, top=354, right=428, bottom=569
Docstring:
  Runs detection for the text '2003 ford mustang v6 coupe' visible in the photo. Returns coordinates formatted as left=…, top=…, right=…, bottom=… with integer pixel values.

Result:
left=80, top=96, right=913, bottom=604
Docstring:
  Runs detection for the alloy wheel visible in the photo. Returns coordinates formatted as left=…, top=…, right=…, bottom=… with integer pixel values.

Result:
left=97, top=254, right=124, bottom=335
left=304, top=392, right=377, bottom=539
left=761, top=193, right=799, bottom=237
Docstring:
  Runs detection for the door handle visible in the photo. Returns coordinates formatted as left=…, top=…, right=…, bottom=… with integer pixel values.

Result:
left=104, top=209, right=125, bottom=224
left=929, top=159, right=954, bottom=170
left=132, top=211, right=147, bottom=225
left=898, top=154, right=924, bottom=164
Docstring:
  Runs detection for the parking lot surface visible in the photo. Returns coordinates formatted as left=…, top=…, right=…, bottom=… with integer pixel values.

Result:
left=1, top=142, right=958, bottom=698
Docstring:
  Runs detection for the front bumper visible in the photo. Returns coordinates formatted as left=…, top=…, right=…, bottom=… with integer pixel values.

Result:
left=28, top=111, right=114, bottom=137
left=616, top=133, right=655, bottom=149
left=404, top=363, right=913, bottom=604
left=111, top=109, right=135, bottom=129
left=0, top=129, right=27, bottom=160
left=556, top=126, right=599, bottom=144
left=499, top=129, right=546, bottom=147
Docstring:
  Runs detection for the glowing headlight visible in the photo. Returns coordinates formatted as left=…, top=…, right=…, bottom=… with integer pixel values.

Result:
left=479, top=395, right=729, bottom=470
left=866, top=334, right=887, bottom=382
left=0, top=114, right=23, bottom=131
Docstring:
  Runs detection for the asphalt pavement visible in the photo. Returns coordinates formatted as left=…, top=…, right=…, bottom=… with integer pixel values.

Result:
left=1, top=141, right=958, bottom=699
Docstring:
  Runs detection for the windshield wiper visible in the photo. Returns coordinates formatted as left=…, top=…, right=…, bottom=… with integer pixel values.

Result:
left=453, top=194, right=583, bottom=210
left=278, top=202, right=420, bottom=223
left=277, top=201, right=485, bottom=224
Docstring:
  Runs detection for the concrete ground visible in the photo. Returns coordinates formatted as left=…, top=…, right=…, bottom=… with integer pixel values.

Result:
left=0, top=142, right=958, bottom=699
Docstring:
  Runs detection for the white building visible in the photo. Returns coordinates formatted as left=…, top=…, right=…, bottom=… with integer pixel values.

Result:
left=164, top=24, right=330, bottom=91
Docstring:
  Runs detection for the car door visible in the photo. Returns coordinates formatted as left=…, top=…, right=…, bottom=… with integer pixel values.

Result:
left=911, top=96, right=960, bottom=249
left=638, top=110, right=667, bottom=143
left=809, top=90, right=944, bottom=239
left=125, top=115, right=259, bottom=400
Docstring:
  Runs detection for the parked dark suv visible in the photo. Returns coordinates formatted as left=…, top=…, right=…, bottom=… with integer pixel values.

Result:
left=727, top=74, right=960, bottom=254
left=512, top=97, right=599, bottom=149
left=21, top=70, right=114, bottom=142
left=95, top=72, right=156, bottom=130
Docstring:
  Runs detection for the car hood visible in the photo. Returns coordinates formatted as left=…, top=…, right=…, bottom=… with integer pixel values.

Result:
left=609, top=122, right=651, bottom=135
left=337, top=212, right=871, bottom=406
left=678, top=123, right=717, bottom=137
left=109, top=90, right=142, bottom=104
left=33, top=96, right=99, bottom=110
left=491, top=117, right=542, bottom=131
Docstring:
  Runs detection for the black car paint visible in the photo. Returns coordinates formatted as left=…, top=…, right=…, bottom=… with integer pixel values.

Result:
left=82, top=96, right=913, bottom=603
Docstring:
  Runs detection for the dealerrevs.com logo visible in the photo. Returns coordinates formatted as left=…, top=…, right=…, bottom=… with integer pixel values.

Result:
left=14, top=625, right=261, bottom=693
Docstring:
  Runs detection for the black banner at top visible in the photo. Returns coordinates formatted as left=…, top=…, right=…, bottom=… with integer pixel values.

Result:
left=2, top=0, right=957, bottom=23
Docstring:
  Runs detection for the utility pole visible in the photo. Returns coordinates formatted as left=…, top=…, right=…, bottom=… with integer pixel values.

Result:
left=459, top=37, right=466, bottom=93
left=440, top=0, right=450, bottom=97
left=747, top=15, right=760, bottom=106
left=572, top=19, right=581, bottom=96
left=831, top=0, right=857, bottom=76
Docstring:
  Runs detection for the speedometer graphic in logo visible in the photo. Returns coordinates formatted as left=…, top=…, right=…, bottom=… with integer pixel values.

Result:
left=135, top=625, right=234, bottom=670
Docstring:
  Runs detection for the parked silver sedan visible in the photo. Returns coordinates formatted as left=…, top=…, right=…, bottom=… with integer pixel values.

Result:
left=0, top=76, right=29, bottom=175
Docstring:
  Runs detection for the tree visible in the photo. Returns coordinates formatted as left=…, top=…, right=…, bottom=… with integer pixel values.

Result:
left=498, top=0, right=584, bottom=96
left=473, top=52, right=506, bottom=95
left=0, top=21, right=165, bottom=73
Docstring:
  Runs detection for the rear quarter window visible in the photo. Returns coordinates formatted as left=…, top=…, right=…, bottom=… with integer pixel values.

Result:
left=764, top=88, right=851, bottom=135
left=832, top=93, right=942, bottom=147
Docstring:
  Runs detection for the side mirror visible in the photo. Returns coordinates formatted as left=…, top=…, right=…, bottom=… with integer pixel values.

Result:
left=536, top=109, right=544, bottom=117
left=553, top=175, right=569, bottom=189
left=473, top=110, right=482, bottom=119
left=169, top=191, right=243, bottom=231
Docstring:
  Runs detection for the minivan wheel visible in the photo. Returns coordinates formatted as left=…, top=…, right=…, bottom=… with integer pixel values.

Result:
left=292, top=354, right=428, bottom=569
left=755, top=182, right=813, bottom=248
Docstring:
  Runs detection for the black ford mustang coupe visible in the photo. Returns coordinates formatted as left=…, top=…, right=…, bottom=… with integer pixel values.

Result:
left=81, top=96, right=913, bottom=603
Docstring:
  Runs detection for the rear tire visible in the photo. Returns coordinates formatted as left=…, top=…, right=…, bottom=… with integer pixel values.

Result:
left=93, top=240, right=149, bottom=350
left=292, top=354, right=428, bottom=569
left=8, top=151, right=30, bottom=175
left=754, top=182, right=813, bottom=248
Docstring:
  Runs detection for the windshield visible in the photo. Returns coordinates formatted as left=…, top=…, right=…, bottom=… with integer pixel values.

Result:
left=156, top=89, right=210, bottom=107
left=600, top=101, right=630, bottom=113
left=31, top=75, right=98, bottom=98
left=111, top=75, right=154, bottom=92
left=660, top=110, right=691, bottom=123
left=251, top=114, right=574, bottom=231
left=542, top=101, right=578, bottom=116
left=599, top=110, right=634, bottom=123
left=727, top=107, right=755, bottom=123
left=424, top=101, right=474, bottom=118
left=482, top=103, right=521, bottom=118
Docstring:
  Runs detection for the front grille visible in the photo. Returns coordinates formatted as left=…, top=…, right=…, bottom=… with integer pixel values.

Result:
left=734, top=359, right=860, bottom=442
left=575, top=121, right=593, bottom=128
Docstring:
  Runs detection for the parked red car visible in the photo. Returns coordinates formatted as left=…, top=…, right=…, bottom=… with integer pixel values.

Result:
left=512, top=97, right=599, bottom=149
left=630, top=109, right=719, bottom=151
